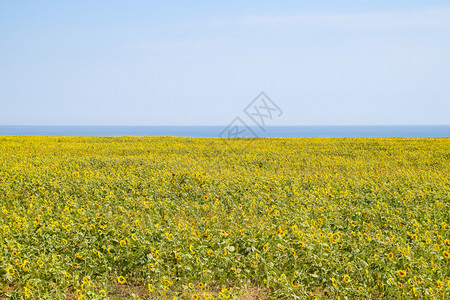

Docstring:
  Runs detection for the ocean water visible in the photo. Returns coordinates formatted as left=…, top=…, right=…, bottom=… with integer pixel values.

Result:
left=0, top=125, right=449, bottom=138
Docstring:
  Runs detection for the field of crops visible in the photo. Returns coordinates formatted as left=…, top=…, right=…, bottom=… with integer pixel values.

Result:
left=0, top=137, right=449, bottom=299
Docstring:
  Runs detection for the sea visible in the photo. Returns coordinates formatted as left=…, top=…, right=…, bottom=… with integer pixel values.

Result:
left=0, top=125, right=449, bottom=138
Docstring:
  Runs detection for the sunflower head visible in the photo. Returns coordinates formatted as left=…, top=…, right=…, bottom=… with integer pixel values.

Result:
left=117, top=276, right=126, bottom=284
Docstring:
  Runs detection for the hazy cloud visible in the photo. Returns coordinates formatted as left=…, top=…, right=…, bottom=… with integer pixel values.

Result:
left=238, top=7, right=450, bottom=31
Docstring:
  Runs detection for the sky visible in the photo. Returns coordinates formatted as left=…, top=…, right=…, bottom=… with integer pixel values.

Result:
left=1, top=1, right=449, bottom=126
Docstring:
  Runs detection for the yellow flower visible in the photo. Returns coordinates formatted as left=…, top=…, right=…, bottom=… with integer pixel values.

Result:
left=398, top=270, right=406, bottom=277
left=343, top=275, right=351, bottom=283
left=291, top=279, right=300, bottom=288
left=26, top=280, right=35, bottom=290
left=120, top=240, right=126, bottom=247
left=75, top=252, right=83, bottom=259
left=98, top=220, right=107, bottom=229
left=198, top=282, right=204, bottom=288
left=264, top=244, right=269, bottom=251
left=117, top=276, right=126, bottom=284
left=443, top=251, right=450, bottom=258
left=192, top=294, right=199, bottom=300
left=333, top=232, right=341, bottom=242
left=231, top=267, right=237, bottom=274
left=6, top=267, right=14, bottom=275
left=388, top=252, right=393, bottom=260
left=24, top=286, right=30, bottom=298
left=189, top=244, right=195, bottom=254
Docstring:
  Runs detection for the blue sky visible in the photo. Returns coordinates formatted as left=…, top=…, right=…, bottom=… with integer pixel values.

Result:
left=1, top=1, right=449, bottom=125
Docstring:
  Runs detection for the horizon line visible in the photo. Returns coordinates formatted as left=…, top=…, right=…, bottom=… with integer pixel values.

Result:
left=1, top=124, right=450, bottom=127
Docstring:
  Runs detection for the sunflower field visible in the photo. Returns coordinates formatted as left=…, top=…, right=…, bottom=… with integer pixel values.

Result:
left=0, top=136, right=449, bottom=299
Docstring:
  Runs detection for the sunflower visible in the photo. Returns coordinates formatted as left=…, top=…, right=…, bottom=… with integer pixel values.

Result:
left=278, top=274, right=286, bottom=283
left=443, top=251, right=450, bottom=258
left=388, top=252, right=394, bottom=260
left=192, top=294, right=199, bottom=300
left=398, top=270, right=406, bottom=277
left=263, top=244, right=269, bottom=251
left=207, top=249, right=215, bottom=257
left=98, top=220, right=107, bottom=229
left=117, top=276, right=126, bottom=284
left=333, top=233, right=341, bottom=242
left=291, top=279, right=300, bottom=288
left=198, top=282, right=204, bottom=288
left=343, top=275, right=351, bottom=283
